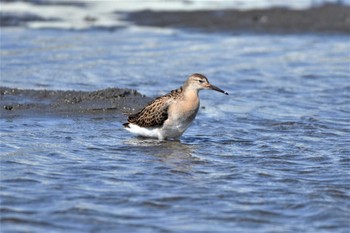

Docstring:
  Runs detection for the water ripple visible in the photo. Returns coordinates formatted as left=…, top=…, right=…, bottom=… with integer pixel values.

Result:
left=1, top=28, right=349, bottom=232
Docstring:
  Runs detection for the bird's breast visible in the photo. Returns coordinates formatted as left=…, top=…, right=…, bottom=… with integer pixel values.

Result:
left=169, top=98, right=199, bottom=123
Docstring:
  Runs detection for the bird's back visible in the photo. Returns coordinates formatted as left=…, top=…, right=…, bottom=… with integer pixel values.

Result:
left=124, top=86, right=184, bottom=128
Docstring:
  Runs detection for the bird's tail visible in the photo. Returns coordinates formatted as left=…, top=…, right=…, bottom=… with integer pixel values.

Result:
left=123, top=123, right=130, bottom=128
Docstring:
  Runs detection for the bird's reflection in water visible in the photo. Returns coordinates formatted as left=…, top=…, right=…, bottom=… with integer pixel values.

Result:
left=124, top=137, right=200, bottom=173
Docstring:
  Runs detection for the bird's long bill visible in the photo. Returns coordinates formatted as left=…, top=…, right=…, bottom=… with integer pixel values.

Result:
left=209, top=84, right=229, bottom=95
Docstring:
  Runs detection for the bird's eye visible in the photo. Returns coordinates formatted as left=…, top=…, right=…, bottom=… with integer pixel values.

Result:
left=198, top=80, right=204, bottom=83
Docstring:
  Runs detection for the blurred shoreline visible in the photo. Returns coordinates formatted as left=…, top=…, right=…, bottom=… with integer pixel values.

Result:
left=125, top=4, right=350, bottom=34
left=1, top=2, right=349, bottom=34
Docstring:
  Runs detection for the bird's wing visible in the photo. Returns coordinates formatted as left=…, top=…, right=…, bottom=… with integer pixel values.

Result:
left=127, top=95, right=172, bottom=128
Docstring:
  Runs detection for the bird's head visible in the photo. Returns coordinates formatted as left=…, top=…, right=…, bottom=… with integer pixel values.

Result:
left=185, top=73, right=228, bottom=95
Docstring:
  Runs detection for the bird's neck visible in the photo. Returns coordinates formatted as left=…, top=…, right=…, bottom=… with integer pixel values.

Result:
left=183, top=88, right=199, bottom=103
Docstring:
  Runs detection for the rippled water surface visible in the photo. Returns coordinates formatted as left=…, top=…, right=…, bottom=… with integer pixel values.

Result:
left=1, top=27, right=350, bottom=232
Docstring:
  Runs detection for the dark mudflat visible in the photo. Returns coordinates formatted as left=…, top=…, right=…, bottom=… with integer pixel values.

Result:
left=0, top=87, right=151, bottom=117
left=124, top=4, right=350, bottom=34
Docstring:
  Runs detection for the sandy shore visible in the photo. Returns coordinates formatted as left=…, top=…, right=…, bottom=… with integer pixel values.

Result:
left=0, top=87, right=151, bottom=117
left=125, top=4, right=350, bottom=34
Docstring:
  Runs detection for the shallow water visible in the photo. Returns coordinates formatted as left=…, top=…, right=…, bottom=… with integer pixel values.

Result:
left=1, top=27, right=350, bottom=232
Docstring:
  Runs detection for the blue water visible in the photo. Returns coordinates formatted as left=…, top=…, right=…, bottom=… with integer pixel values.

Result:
left=1, top=27, right=350, bottom=232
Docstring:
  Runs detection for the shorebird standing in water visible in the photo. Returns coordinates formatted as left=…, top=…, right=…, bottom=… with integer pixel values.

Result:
left=123, top=73, right=228, bottom=140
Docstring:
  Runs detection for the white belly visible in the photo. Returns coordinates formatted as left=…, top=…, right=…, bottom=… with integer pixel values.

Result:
left=159, top=107, right=198, bottom=139
left=125, top=115, right=195, bottom=140
left=125, top=123, right=163, bottom=139
left=160, top=120, right=191, bottom=139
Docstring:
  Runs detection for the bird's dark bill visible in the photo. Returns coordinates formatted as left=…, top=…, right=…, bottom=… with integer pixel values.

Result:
left=209, top=84, right=229, bottom=95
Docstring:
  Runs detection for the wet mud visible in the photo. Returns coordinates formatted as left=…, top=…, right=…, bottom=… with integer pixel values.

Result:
left=125, top=4, right=350, bottom=34
left=0, top=87, right=151, bottom=117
